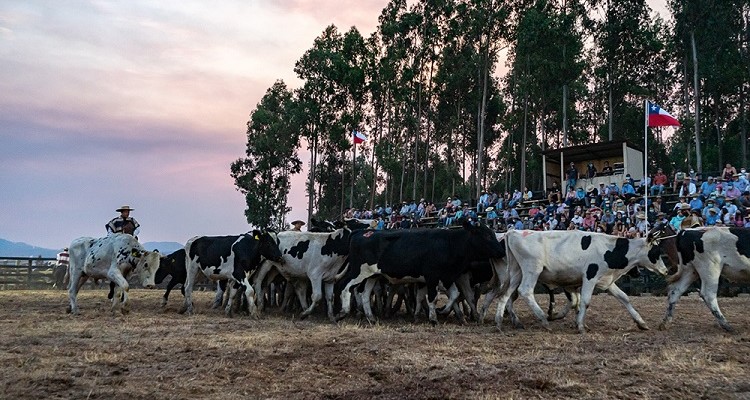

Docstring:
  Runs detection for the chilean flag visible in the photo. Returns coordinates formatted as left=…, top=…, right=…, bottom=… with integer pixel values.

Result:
left=353, top=130, right=367, bottom=144
left=647, top=101, right=680, bottom=127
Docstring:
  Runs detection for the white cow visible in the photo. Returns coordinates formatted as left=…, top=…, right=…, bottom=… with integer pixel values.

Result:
left=493, top=229, right=669, bottom=333
left=254, top=229, right=352, bottom=320
left=67, top=234, right=160, bottom=315
left=660, top=227, right=750, bottom=331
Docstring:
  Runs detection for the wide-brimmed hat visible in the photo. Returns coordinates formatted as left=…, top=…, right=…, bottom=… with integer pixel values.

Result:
left=586, top=184, right=595, bottom=193
left=680, top=203, right=691, bottom=210
left=708, top=208, right=719, bottom=214
left=636, top=212, right=646, bottom=220
left=116, top=205, right=134, bottom=212
left=291, top=220, right=306, bottom=226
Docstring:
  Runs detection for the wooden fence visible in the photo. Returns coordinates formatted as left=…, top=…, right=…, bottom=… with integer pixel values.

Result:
left=0, top=257, right=60, bottom=290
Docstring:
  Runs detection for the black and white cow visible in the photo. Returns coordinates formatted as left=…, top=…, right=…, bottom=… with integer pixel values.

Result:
left=255, top=229, right=352, bottom=321
left=67, top=234, right=161, bottom=315
left=180, top=230, right=282, bottom=317
left=335, top=222, right=505, bottom=325
left=660, top=227, right=750, bottom=332
left=493, top=229, right=669, bottom=333
left=154, top=249, right=187, bottom=307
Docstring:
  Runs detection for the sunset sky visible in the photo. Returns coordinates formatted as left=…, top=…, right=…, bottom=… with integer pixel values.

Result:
left=0, top=1, right=667, bottom=250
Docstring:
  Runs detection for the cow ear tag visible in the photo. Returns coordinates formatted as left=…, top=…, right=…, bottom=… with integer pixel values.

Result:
left=131, top=249, right=141, bottom=257
left=254, top=235, right=260, bottom=240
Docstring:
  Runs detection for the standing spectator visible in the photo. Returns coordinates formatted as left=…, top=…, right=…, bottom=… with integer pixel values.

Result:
left=650, top=168, right=668, bottom=195
left=586, top=162, right=597, bottom=179
left=722, top=163, right=738, bottom=181
left=106, top=205, right=140, bottom=238
left=566, top=162, right=578, bottom=190
left=55, top=247, right=70, bottom=289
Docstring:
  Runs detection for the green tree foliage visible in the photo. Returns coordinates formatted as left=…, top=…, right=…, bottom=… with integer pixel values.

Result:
left=230, top=81, right=301, bottom=230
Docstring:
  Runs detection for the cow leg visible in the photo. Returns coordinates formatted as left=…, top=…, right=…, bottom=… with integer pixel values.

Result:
left=697, top=264, right=733, bottom=332
left=108, top=270, right=130, bottom=315
left=324, top=282, right=336, bottom=322
left=494, top=267, right=522, bottom=331
left=180, top=265, right=199, bottom=315
left=659, top=266, right=697, bottom=330
left=606, top=283, right=649, bottom=330
left=66, top=267, right=85, bottom=315
left=292, top=280, right=310, bottom=314
left=516, top=272, right=550, bottom=331
left=575, top=280, right=597, bottom=334
left=358, top=278, right=379, bottom=324
left=455, top=274, right=480, bottom=322
left=548, top=290, right=574, bottom=321
left=225, top=281, right=239, bottom=317
left=300, top=276, right=325, bottom=320
left=281, top=281, right=296, bottom=312
left=162, top=279, right=180, bottom=307
left=413, top=284, right=427, bottom=323
left=213, top=280, right=226, bottom=309
left=241, top=274, right=258, bottom=318
left=425, top=281, right=440, bottom=326
left=252, top=263, right=274, bottom=312
left=544, top=286, right=556, bottom=319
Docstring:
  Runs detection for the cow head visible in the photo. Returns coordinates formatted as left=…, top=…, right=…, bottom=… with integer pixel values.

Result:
left=155, top=250, right=180, bottom=285
left=254, top=229, right=283, bottom=263
left=309, top=218, right=337, bottom=232
left=464, top=221, right=506, bottom=259
left=135, top=249, right=161, bottom=288
left=646, top=222, right=680, bottom=274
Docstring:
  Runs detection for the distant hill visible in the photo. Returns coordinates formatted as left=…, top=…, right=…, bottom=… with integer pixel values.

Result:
left=0, top=239, right=59, bottom=258
left=0, top=238, right=183, bottom=258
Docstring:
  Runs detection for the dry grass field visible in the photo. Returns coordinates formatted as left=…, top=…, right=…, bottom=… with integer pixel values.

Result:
left=1, top=289, right=749, bottom=399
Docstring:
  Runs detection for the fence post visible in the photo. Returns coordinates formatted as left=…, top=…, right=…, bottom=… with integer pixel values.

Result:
left=27, top=259, right=33, bottom=288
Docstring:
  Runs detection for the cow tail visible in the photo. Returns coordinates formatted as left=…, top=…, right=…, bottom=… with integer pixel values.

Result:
left=334, top=259, right=349, bottom=282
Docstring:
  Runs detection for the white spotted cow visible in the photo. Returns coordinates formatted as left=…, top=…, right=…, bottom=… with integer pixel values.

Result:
left=180, top=230, right=282, bottom=317
left=67, top=233, right=161, bottom=315
left=255, top=228, right=352, bottom=321
left=493, top=229, right=669, bottom=333
left=660, top=227, right=750, bottom=332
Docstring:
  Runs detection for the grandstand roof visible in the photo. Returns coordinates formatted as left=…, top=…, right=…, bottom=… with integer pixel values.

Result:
left=542, top=140, right=643, bottom=164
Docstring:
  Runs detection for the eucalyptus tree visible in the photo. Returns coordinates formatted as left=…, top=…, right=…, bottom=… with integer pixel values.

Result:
left=230, top=81, right=301, bottom=230
left=671, top=0, right=747, bottom=172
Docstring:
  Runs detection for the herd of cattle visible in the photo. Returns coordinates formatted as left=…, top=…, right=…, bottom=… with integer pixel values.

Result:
left=64, top=220, right=750, bottom=333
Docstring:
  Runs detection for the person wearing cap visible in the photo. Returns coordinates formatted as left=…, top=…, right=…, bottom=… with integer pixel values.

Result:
left=566, top=162, right=578, bottom=191
left=700, top=176, right=716, bottom=200
left=621, top=179, right=636, bottom=201
left=678, top=176, right=697, bottom=197
left=106, top=205, right=140, bottom=237
left=689, top=193, right=703, bottom=211
left=290, top=220, right=306, bottom=231
left=651, top=168, right=668, bottom=196
left=670, top=203, right=691, bottom=231
left=724, top=181, right=742, bottom=203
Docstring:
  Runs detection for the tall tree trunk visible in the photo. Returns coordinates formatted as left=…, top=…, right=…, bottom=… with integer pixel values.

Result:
left=423, top=54, right=435, bottom=201
left=608, top=81, right=613, bottom=141
left=715, top=94, right=722, bottom=169
left=691, top=30, right=703, bottom=173
left=477, top=54, right=489, bottom=200
left=307, top=130, right=317, bottom=225
left=521, top=92, right=529, bottom=191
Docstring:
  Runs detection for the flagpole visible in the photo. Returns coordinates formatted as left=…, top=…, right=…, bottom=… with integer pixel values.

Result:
left=351, top=136, right=356, bottom=210
left=644, top=100, right=649, bottom=230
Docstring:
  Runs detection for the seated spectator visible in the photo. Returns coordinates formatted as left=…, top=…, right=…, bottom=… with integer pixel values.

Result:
left=571, top=209, right=584, bottom=226
left=739, top=191, right=750, bottom=213
left=621, top=180, right=636, bottom=200
left=513, top=217, right=524, bottom=230
left=556, top=214, right=569, bottom=230
left=585, top=184, right=598, bottom=208
left=702, top=198, right=719, bottom=219
left=688, top=168, right=698, bottom=183
left=723, top=202, right=738, bottom=223
left=606, top=181, right=620, bottom=203
left=689, top=193, right=703, bottom=211
left=651, top=196, right=664, bottom=214
left=673, top=196, right=689, bottom=212
left=612, top=198, right=626, bottom=214
left=478, top=192, right=490, bottom=213
left=601, top=160, right=613, bottom=175
left=564, top=187, right=577, bottom=206
left=722, top=163, right=737, bottom=181
left=731, top=212, right=744, bottom=227
left=738, top=171, right=749, bottom=193
left=670, top=204, right=691, bottom=231
left=650, top=168, right=668, bottom=196
left=522, top=186, right=533, bottom=201
left=601, top=210, right=615, bottom=232
left=451, top=196, right=462, bottom=209
left=547, top=181, right=561, bottom=204
left=555, top=201, right=565, bottom=216
left=673, top=169, right=686, bottom=192
left=700, top=176, right=716, bottom=200
left=529, top=202, right=540, bottom=219
left=725, top=182, right=742, bottom=204
left=573, top=187, right=586, bottom=206
left=678, top=176, right=696, bottom=197
left=508, top=190, right=522, bottom=208
left=582, top=210, right=597, bottom=231
left=399, top=202, right=410, bottom=216
left=485, top=206, right=498, bottom=228
left=635, top=212, right=649, bottom=235
left=744, top=213, right=750, bottom=228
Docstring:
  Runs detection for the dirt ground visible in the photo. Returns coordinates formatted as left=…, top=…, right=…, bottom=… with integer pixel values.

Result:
left=1, top=290, right=749, bottom=400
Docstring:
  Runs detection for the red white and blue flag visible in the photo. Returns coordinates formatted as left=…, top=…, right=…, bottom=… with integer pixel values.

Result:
left=353, top=130, right=367, bottom=144
left=647, top=101, right=680, bottom=127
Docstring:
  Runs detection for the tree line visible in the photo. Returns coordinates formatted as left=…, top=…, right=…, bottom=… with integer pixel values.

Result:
left=230, top=0, right=750, bottom=230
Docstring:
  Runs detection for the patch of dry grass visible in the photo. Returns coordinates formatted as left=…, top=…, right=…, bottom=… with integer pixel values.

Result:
left=1, top=290, right=749, bottom=399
